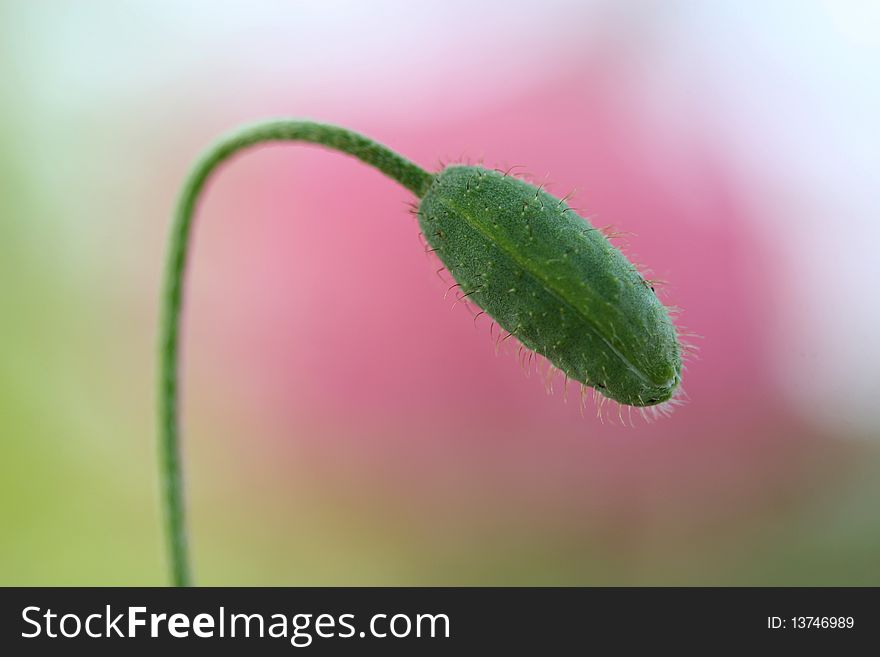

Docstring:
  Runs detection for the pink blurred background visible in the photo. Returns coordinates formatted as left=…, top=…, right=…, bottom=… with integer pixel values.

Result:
left=1, top=0, right=877, bottom=584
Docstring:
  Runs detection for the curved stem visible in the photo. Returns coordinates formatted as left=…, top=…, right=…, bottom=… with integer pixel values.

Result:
left=158, top=119, right=432, bottom=586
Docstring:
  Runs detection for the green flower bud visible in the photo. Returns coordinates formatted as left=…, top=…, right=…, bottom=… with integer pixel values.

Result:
left=419, top=165, right=682, bottom=407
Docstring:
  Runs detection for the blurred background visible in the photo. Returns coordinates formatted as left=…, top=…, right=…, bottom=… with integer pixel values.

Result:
left=1, top=0, right=878, bottom=585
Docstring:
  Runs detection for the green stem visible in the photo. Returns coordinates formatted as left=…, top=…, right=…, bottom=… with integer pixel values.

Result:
left=158, top=119, right=432, bottom=586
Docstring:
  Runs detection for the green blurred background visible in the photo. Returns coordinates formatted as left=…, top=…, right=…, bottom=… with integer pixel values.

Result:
left=2, top=1, right=878, bottom=585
